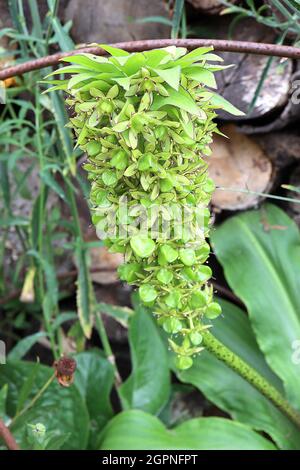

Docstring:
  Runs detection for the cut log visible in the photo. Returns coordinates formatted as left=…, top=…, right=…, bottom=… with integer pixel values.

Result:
left=186, top=0, right=236, bottom=14
left=241, top=67, right=300, bottom=134
left=285, top=165, right=300, bottom=227
left=216, top=20, right=293, bottom=121
left=209, top=124, right=274, bottom=210
left=252, top=131, right=300, bottom=168
left=64, top=0, right=170, bottom=44
left=0, top=0, right=12, bottom=49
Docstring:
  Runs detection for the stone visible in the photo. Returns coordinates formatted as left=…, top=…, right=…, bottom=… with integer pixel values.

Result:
left=64, top=0, right=170, bottom=45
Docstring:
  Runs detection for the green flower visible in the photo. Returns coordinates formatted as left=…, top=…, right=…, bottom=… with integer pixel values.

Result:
left=51, top=44, right=241, bottom=369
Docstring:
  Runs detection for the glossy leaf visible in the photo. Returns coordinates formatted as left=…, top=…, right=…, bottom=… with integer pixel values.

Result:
left=212, top=204, right=300, bottom=409
left=119, top=300, right=170, bottom=414
left=153, top=66, right=181, bottom=90
left=183, top=66, right=217, bottom=88
left=152, top=86, right=203, bottom=117
left=74, top=351, right=114, bottom=449
left=60, top=54, right=118, bottom=74
left=174, top=46, right=214, bottom=66
left=0, top=385, right=8, bottom=419
left=0, top=361, right=89, bottom=449
left=99, top=44, right=129, bottom=57
left=204, top=91, right=245, bottom=116
left=100, top=410, right=276, bottom=450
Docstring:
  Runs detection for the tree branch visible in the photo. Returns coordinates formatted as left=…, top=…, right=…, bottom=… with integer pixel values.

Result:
left=0, top=39, right=300, bottom=81
left=0, top=418, right=20, bottom=450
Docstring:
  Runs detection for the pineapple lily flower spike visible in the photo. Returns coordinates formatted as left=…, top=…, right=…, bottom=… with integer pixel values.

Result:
left=46, top=44, right=243, bottom=370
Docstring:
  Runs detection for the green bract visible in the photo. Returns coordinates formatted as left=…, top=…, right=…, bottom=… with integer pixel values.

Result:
left=49, top=44, right=242, bottom=369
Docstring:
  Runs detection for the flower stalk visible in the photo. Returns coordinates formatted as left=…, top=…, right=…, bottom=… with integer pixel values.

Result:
left=202, top=330, right=300, bottom=429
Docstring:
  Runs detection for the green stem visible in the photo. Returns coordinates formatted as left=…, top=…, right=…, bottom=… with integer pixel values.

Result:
left=45, top=0, right=59, bottom=48
left=10, top=373, right=55, bottom=428
left=95, top=311, right=122, bottom=389
left=201, top=330, right=300, bottom=429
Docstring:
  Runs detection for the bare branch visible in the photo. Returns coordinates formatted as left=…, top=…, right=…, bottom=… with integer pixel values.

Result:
left=0, top=39, right=300, bottom=81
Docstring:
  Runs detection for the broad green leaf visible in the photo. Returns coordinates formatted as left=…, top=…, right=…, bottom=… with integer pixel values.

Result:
left=45, top=65, right=96, bottom=77
left=212, top=204, right=300, bottom=409
left=74, top=351, right=114, bottom=449
left=176, top=299, right=300, bottom=450
left=144, top=49, right=173, bottom=68
left=99, top=410, right=276, bottom=450
left=61, top=54, right=118, bottom=74
left=163, top=46, right=187, bottom=61
left=183, top=66, right=217, bottom=88
left=119, top=300, right=170, bottom=414
left=0, top=361, right=89, bottom=449
left=202, top=91, right=244, bottom=116
left=42, top=83, right=68, bottom=93
left=15, top=362, right=40, bottom=415
left=8, top=332, right=47, bottom=361
left=112, top=76, right=131, bottom=91
left=67, top=72, right=97, bottom=89
left=153, top=66, right=181, bottom=90
left=43, top=432, right=70, bottom=450
left=121, top=53, right=147, bottom=76
left=0, top=385, right=8, bottom=419
left=152, top=86, right=203, bottom=117
left=201, top=52, right=224, bottom=62
left=109, top=56, right=131, bottom=67
left=78, top=80, right=111, bottom=94
left=112, top=120, right=129, bottom=132
left=99, top=44, right=129, bottom=57
left=174, top=46, right=214, bottom=67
